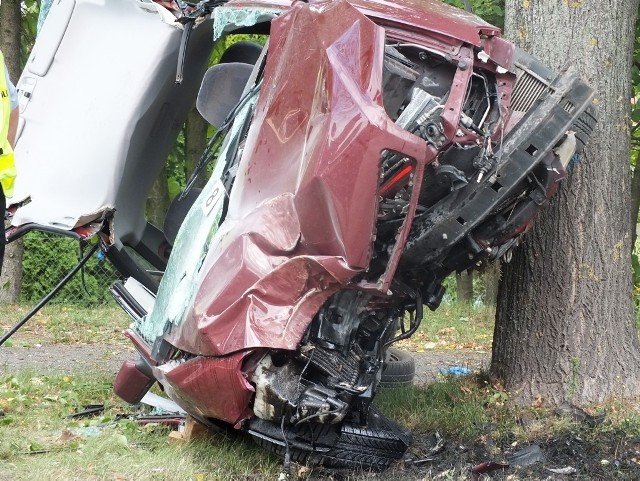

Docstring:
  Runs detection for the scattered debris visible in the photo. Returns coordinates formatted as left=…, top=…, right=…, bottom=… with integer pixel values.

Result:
left=168, top=415, right=213, bottom=443
left=66, top=404, right=105, bottom=419
left=547, top=466, right=578, bottom=474
left=140, top=392, right=186, bottom=414
left=135, top=414, right=184, bottom=428
left=68, top=426, right=105, bottom=438
left=471, top=460, right=509, bottom=480
left=508, top=444, right=543, bottom=467
left=554, top=402, right=605, bottom=426
left=439, top=367, right=472, bottom=376
left=58, top=428, right=81, bottom=444
left=405, top=432, right=447, bottom=467
left=469, top=445, right=543, bottom=480
left=429, top=432, right=446, bottom=456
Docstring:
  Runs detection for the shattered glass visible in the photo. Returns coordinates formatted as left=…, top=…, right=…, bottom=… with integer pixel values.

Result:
left=134, top=91, right=260, bottom=344
left=213, top=6, right=279, bottom=40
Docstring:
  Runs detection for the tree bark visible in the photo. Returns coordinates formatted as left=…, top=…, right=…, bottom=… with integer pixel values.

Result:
left=146, top=165, right=170, bottom=228
left=631, top=162, right=640, bottom=247
left=456, top=271, right=473, bottom=303
left=492, top=0, right=640, bottom=405
left=0, top=0, right=21, bottom=75
left=0, top=0, right=24, bottom=303
left=483, top=263, right=500, bottom=306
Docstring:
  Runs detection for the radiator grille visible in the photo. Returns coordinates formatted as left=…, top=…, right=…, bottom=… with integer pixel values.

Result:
left=511, top=68, right=549, bottom=112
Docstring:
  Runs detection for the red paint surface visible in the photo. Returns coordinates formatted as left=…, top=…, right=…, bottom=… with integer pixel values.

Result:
left=231, top=0, right=500, bottom=47
left=155, top=0, right=520, bottom=420
left=166, top=0, right=427, bottom=357
left=157, top=352, right=255, bottom=425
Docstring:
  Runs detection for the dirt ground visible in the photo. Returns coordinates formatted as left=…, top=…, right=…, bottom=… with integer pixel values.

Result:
left=0, top=343, right=134, bottom=375
left=0, top=342, right=490, bottom=381
left=2, top=345, right=639, bottom=480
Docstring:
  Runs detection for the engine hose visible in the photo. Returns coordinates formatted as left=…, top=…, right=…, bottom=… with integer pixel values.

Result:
left=384, top=290, right=424, bottom=347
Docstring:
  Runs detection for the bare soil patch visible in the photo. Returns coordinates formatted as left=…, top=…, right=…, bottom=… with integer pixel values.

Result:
left=0, top=343, right=134, bottom=376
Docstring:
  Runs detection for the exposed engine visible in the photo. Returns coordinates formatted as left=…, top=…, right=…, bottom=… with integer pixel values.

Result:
left=247, top=39, right=592, bottom=462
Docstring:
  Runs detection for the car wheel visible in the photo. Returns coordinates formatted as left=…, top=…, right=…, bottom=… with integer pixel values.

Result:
left=379, top=347, right=415, bottom=388
left=251, top=406, right=411, bottom=470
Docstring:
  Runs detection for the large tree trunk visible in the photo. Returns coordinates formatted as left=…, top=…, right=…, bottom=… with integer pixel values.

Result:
left=492, top=0, right=640, bottom=405
left=1, top=1, right=20, bottom=74
left=483, top=263, right=500, bottom=306
left=456, top=271, right=473, bottom=303
left=631, top=161, right=640, bottom=247
left=0, top=0, right=24, bottom=303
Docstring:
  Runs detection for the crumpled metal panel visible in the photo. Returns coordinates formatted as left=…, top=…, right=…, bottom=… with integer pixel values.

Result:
left=165, top=0, right=426, bottom=357
left=229, top=0, right=499, bottom=47
left=153, top=351, right=254, bottom=425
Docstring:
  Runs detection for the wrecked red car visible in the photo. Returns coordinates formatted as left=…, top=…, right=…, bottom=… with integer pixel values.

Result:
left=7, top=0, right=595, bottom=470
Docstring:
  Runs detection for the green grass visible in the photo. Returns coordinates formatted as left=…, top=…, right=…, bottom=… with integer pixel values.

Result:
left=0, top=304, right=130, bottom=347
left=397, top=303, right=494, bottom=352
left=6, top=302, right=640, bottom=478
left=0, top=371, right=279, bottom=481
left=376, top=375, right=496, bottom=439
left=5, top=370, right=640, bottom=480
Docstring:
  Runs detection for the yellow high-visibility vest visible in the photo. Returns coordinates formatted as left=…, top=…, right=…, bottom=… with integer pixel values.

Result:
left=0, top=50, right=16, bottom=198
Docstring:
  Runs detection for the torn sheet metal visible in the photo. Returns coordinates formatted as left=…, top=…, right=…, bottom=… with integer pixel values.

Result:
left=152, top=351, right=255, bottom=425
left=144, top=0, right=426, bottom=357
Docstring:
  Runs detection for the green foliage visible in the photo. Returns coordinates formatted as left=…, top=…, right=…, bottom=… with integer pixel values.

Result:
left=443, top=0, right=505, bottom=28
left=19, top=0, right=39, bottom=68
left=20, top=233, right=120, bottom=306
left=166, top=129, right=187, bottom=200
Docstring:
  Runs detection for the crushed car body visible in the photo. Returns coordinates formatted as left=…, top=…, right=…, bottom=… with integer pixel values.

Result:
left=7, top=0, right=596, bottom=470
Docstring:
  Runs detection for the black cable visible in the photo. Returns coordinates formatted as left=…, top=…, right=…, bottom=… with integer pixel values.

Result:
left=280, top=415, right=291, bottom=479
left=384, top=290, right=424, bottom=347
left=0, top=242, right=100, bottom=347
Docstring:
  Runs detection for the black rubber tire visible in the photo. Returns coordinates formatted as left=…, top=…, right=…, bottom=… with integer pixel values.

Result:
left=251, top=407, right=411, bottom=471
left=379, top=347, right=415, bottom=389
left=321, top=412, right=411, bottom=470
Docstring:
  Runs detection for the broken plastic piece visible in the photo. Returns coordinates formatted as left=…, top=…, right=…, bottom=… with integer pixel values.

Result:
left=554, top=402, right=605, bottom=426
left=439, top=366, right=472, bottom=376
left=140, top=392, right=187, bottom=415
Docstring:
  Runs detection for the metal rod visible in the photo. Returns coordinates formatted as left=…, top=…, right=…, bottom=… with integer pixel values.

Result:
left=0, top=242, right=100, bottom=347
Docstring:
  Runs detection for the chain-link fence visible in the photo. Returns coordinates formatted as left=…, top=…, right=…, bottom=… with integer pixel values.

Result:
left=19, top=232, right=122, bottom=306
